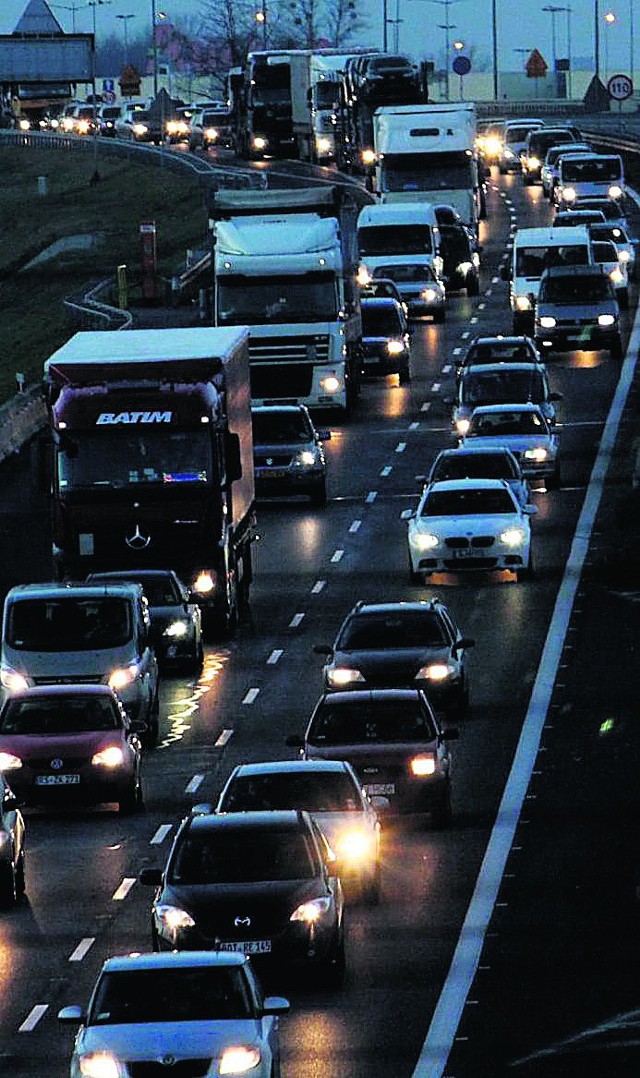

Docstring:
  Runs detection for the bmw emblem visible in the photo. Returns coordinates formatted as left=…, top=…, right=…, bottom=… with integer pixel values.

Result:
left=50, top=758, right=63, bottom=770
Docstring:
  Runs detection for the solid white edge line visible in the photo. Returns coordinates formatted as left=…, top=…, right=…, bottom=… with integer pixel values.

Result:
left=412, top=297, right=640, bottom=1077
left=150, top=823, right=173, bottom=845
left=68, top=937, right=95, bottom=962
left=18, top=1004, right=49, bottom=1033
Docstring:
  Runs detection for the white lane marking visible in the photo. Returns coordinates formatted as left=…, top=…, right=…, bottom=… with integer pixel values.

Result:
left=396, top=442, right=407, bottom=453
left=185, top=774, right=204, bottom=794
left=461, top=331, right=469, bottom=339
left=365, top=491, right=377, bottom=504
left=452, top=347, right=462, bottom=355
left=413, top=294, right=640, bottom=1078
left=215, top=728, right=234, bottom=747
left=68, top=937, right=95, bottom=962
left=112, top=878, right=136, bottom=901
left=380, top=465, right=392, bottom=477
left=331, top=549, right=345, bottom=563
left=431, top=382, right=441, bottom=393
left=311, top=579, right=326, bottom=593
left=485, top=289, right=492, bottom=297
left=470, top=316, right=478, bottom=324
left=511, top=1006, right=640, bottom=1067
left=421, top=402, right=431, bottom=412
left=18, top=1005, right=49, bottom=1033
left=478, top=302, right=486, bottom=310
left=150, top=823, right=173, bottom=845
left=349, top=519, right=362, bottom=533
left=442, top=364, right=452, bottom=374
left=267, top=649, right=283, bottom=664
left=242, top=688, right=260, bottom=704
left=492, top=275, right=499, bottom=283
left=409, top=421, right=420, bottom=430
left=289, top=613, right=305, bottom=628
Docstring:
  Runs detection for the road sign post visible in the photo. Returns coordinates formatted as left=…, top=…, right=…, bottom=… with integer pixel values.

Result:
left=452, top=54, right=471, bottom=100
left=607, top=73, right=633, bottom=100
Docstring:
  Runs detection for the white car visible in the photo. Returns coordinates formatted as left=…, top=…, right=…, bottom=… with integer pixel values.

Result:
left=58, top=950, right=289, bottom=1078
left=589, top=221, right=636, bottom=280
left=460, top=402, right=561, bottom=489
left=405, top=477, right=536, bottom=582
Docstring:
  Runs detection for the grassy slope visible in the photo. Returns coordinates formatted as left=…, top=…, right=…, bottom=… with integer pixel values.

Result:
left=0, top=143, right=208, bottom=403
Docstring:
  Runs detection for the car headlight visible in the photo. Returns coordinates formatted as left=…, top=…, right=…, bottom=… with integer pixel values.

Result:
left=164, top=619, right=189, bottom=638
left=295, top=450, right=318, bottom=467
left=409, top=754, right=436, bottom=777
left=317, top=136, right=332, bottom=154
left=156, top=904, right=196, bottom=931
left=485, top=137, right=502, bottom=156
left=327, top=667, right=366, bottom=688
left=19, top=118, right=30, bottom=131
left=0, top=752, right=22, bottom=771
left=619, top=250, right=631, bottom=263
left=320, top=374, right=341, bottom=394
left=252, top=135, right=267, bottom=150
left=416, top=662, right=455, bottom=682
left=205, top=126, right=219, bottom=140
left=609, top=184, right=623, bottom=199
left=335, top=829, right=374, bottom=862
left=290, top=896, right=332, bottom=923
left=561, top=186, right=576, bottom=202
left=132, top=123, right=148, bottom=136
left=422, top=287, right=438, bottom=302
left=523, top=447, right=548, bottom=461
left=387, top=340, right=406, bottom=355
left=515, top=295, right=532, bottom=311
left=78, top=1053, right=122, bottom=1078
left=108, top=665, right=138, bottom=691
left=528, top=156, right=540, bottom=170
left=455, top=418, right=471, bottom=435
left=0, top=668, right=30, bottom=692
left=598, top=313, right=616, bottom=326
left=610, top=267, right=624, bottom=285
left=505, top=148, right=514, bottom=158
left=361, top=148, right=376, bottom=165
left=539, top=316, right=557, bottom=328
left=219, top=1046, right=262, bottom=1074
left=412, top=531, right=439, bottom=551
left=357, top=265, right=371, bottom=286
left=91, top=746, right=125, bottom=768
left=165, top=120, right=179, bottom=134
left=194, top=571, right=216, bottom=594
left=500, top=527, right=526, bottom=546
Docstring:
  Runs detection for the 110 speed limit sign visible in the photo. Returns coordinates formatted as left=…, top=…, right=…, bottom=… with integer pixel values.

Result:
left=608, top=74, right=633, bottom=101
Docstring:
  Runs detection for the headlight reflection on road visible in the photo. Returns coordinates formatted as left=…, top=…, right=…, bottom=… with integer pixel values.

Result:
left=158, top=652, right=229, bottom=749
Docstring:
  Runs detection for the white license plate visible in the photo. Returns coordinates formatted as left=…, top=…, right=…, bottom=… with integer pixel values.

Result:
left=217, top=940, right=272, bottom=954
left=364, top=783, right=395, bottom=796
left=35, top=774, right=80, bottom=786
left=452, top=547, right=476, bottom=557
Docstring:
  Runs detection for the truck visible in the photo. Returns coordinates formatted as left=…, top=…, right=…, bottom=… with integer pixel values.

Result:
left=371, top=102, right=485, bottom=230
left=43, top=327, right=256, bottom=637
left=235, top=50, right=296, bottom=159
left=210, top=187, right=364, bottom=415
left=289, top=49, right=378, bottom=164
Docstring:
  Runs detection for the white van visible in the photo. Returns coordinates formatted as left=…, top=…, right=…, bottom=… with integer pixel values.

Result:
left=506, top=225, right=593, bottom=333
left=357, top=203, right=442, bottom=283
left=555, top=153, right=625, bottom=207
left=1, top=583, right=160, bottom=745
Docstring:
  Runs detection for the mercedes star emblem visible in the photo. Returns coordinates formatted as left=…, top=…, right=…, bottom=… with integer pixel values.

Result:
left=125, top=523, right=150, bottom=550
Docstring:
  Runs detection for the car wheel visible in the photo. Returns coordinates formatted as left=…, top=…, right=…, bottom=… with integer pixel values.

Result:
left=451, top=684, right=470, bottom=721
left=431, top=783, right=453, bottom=829
left=322, top=929, right=346, bottom=988
left=408, top=552, right=423, bottom=585
left=0, top=857, right=18, bottom=907
left=517, top=549, right=535, bottom=582
left=398, top=364, right=411, bottom=385
left=309, top=480, right=328, bottom=507
left=142, top=695, right=160, bottom=749
left=547, top=466, right=561, bottom=491
left=618, top=289, right=629, bottom=311
left=15, top=849, right=25, bottom=897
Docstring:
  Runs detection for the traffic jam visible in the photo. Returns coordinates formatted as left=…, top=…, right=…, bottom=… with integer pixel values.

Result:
left=1, top=43, right=640, bottom=1078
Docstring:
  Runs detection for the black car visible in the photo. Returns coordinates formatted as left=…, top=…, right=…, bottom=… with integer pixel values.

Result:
left=87, top=570, right=203, bottom=672
left=360, top=297, right=411, bottom=383
left=140, top=810, right=346, bottom=984
left=314, top=600, right=474, bottom=717
left=0, top=772, right=26, bottom=906
left=251, top=405, right=329, bottom=507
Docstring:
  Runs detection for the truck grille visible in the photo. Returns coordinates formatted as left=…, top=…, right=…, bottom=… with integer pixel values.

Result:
left=248, top=335, right=331, bottom=363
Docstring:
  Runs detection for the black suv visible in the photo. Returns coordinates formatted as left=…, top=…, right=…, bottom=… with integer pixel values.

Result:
left=314, top=599, right=474, bottom=718
left=534, top=265, right=622, bottom=359
left=251, top=404, right=329, bottom=506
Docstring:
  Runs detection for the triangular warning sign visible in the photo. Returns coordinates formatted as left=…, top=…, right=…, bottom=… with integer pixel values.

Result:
left=13, top=0, right=64, bottom=36
left=525, top=48, right=548, bottom=78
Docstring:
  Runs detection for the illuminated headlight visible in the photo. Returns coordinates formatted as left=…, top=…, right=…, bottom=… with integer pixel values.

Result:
left=421, top=288, right=438, bottom=302
left=76, top=120, right=90, bottom=135
left=528, top=156, right=540, bottom=170
left=619, top=250, right=631, bottom=263
left=515, top=295, right=532, bottom=311
left=472, top=252, right=480, bottom=268
left=61, top=118, right=74, bottom=131
left=166, top=120, right=179, bottom=135
left=164, top=620, right=189, bottom=638
left=335, top=829, right=374, bottom=862
left=361, top=148, right=376, bottom=166
left=132, top=123, right=148, bottom=136
left=523, top=447, right=548, bottom=461
left=194, top=571, right=216, bottom=594
left=412, top=532, right=439, bottom=551
left=608, top=184, right=623, bottom=199
left=387, top=340, right=406, bottom=355
left=598, top=313, right=616, bottom=326
left=485, top=137, right=502, bottom=156
left=108, top=665, right=138, bottom=691
left=204, top=126, right=219, bottom=141
left=410, top=754, right=436, bottom=777
left=610, top=267, right=624, bottom=285
left=504, top=148, right=514, bottom=159
left=252, top=135, right=267, bottom=150
left=316, top=136, right=332, bottom=154
left=320, top=375, right=340, bottom=394
left=416, top=662, right=455, bottom=682
left=296, top=450, right=317, bottom=467
left=561, top=186, right=576, bottom=202
left=357, top=264, right=371, bottom=286
left=156, top=903, right=196, bottom=931
left=0, top=668, right=30, bottom=692
left=326, top=667, right=365, bottom=688
left=91, top=746, right=125, bottom=768
left=50, top=118, right=59, bottom=129
left=19, top=119, right=30, bottom=131
left=0, top=752, right=22, bottom=771
left=219, top=1046, right=262, bottom=1074
left=78, top=1052, right=122, bottom=1078
left=455, top=418, right=471, bottom=435
left=290, top=896, right=332, bottom=923
left=539, top=316, right=556, bottom=328
left=500, top=527, right=526, bottom=546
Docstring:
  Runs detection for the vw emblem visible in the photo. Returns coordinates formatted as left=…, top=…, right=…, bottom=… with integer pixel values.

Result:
left=266, top=457, right=273, bottom=466
left=160, top=1056, right=176, bottom=1067
left=234, top=915, right=251, bottom=927
left=50, top=758, right=63, bottom=770
left=125, top=523, right=150, bottom=550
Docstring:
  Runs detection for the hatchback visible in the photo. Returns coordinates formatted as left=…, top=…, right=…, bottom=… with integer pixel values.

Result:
left=372, top=263, right=446, bottom=319
left=534, top=265, right=622, bottom=359
left=461, top=403, right=561, bottom=488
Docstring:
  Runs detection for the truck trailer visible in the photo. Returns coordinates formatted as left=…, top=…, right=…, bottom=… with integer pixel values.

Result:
left=43, top=327, right=255, bottom=637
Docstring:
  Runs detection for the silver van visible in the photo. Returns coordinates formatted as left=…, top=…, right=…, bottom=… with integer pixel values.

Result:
left=1, top=583, right=160, bottom=745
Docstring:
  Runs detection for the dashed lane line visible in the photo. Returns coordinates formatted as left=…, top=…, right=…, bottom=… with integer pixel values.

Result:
left=112, top=878, right=136, bottom=901
left=242, top=688, right=260, bottom=704
left=215, top=729, right=234, bottom=747
left=68, top=938, right=95, bottom=962
left=380, top=465, right=392, bottom=476
left=365, top=491, right=377, bottom=504
left=150, top=823, right=173, bottom=845
left=289, top=613, right=305, bottom=628
left=311, top=579, right=326, bottom=594
left=18, top=1005, right=49, bottom=1033
left=267, top=649, right=283, bottom=664
left=185, top=774, right=204, bottom=794
left=349, top=520, right=362, bottom=533
left=331, top=549, right=345, bottom=562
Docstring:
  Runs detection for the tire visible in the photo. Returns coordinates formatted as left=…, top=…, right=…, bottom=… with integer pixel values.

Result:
left=451, top=684, right=470, bottom=721
left=433, top=309, right=445, bottom=324
left=309, top=479, right=328, bottom=507
left=431, top=782, right=453, bottom=829
left=189, top=639, right=205, bottom=674
left=15, top=849, right=25, bottom=897
left=142, top=694, right=160, bottom=749
left=408, top=552, right=423, bottom=585
left=547, top=466, right=561, bottom=491
left=467, top=274, right=480, bottom=297
left=610, top=335, right=624, bottom=361
left=0, top=857, right=18, bottom=907
left=523, top=174, right=532, bottom=186
left=398, top=364, right=411, bottom=385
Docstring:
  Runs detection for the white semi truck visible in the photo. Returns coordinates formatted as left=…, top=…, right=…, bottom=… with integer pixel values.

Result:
left=290, top=49, right=375, bottom=163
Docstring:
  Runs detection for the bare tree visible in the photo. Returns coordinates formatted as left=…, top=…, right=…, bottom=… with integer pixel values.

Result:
left=196, top=0, right=265, bottom=83
left=323, top=0, right=368, bottom=47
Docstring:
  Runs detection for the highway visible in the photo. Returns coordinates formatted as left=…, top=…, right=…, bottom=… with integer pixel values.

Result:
left=0, top=166, right=639, bottom=1077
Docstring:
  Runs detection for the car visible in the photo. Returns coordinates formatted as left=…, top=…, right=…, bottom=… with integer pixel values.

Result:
left=554, top=152, right=624, bottom=207
left=541, top=143, right=593, bottom=198
left=553, top=208, right=607, bottom=228
left=460, top=402, right=561, bottom=489
left=534, top=264, right=623, bottom=360
left=86, top=569, right=203, bottom=673
left=113, top=99, right=148, bottom=138
left=521, top=126, right=582, bottom=184
left=189, top=103, right=234, bottom=150
left=424, top=445, right=531, bottom=509
left=405, top=477, right=536, bottom=581
left=360, top=275, right=409, bottom=315
left=216, top=759, right=383, bottom=902
left=58, top=950, right=289, bottom=1078
left=591, top=238, right=629, bottom=309
left=455, top=335, right=542, bottom=380
left=589, top=221, right=636, bottom=279
left=139, top=809, right=346, bottom=983
left=572, top=195, right=631, bottom=232
left=439, top=223, right=481, bottom=295
left=476, top=119, right=506, bottom=162
left=165, top=109, right=192, bottom=143
left=450, top=361, right=563, bottom=437
left=96, top=103, right=123, bottom=137
left=498, top=119, right=546, bottom=173
left=251, top=404, right=329, bottom=506
left=287, top=688, right=459, bottom=826
left=360, top=297, right=411, bottom=383
left=0, top=684, right=144, bottom=814
left=372, top=261, right=446, bottom=319
left=0, top=770, right=25, bottom=906
left=314, top=599, right=474, bottom=717
left=67, top=103, right=99, bottom=136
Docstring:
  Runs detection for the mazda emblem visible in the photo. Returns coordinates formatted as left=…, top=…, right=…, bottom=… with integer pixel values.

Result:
left=125, top=524, right=150, bottom=550
left=50, top=758, right=63, bottom=770
left=234, top=915, right=251, bottom=927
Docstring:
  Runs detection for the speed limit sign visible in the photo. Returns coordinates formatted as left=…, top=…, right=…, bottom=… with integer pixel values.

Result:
left=608, top=73, right=633, bottom=101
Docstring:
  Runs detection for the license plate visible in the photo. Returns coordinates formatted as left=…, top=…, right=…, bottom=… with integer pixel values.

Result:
left=364, top=783, right=395, bottom=796
left=35, top=774, right=80, bottom=786
left=256, top=468, right=287, bottom=479
left=452, top=547, right=475, bottom=557
left=217, top=940, right=272, bottom=954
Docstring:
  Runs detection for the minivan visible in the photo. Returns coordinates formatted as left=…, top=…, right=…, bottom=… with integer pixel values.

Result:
left=357, top=203, right=442, bottom=282
left=554, top=153, right=624, bottom=207
left=1, top=582, right=160, bottom=745
left=505, top=225, right=593, bottom=333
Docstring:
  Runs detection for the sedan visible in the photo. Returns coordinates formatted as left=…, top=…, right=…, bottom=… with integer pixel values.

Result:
left=371, top=263, right=446, bottom=320
left=216, top=759, right=383, bottom=903
left=461, top=403, right=561, bottom=489
left=0, top=685, right=144, bottom=814
left=58, top=950, right=289, bottom=1078
left=405, top=478, right=536, bottom=581
left=424, top=445, right=531, bottom=509
left=455, top=335, right=542, bottom=380
left=314, top=599, right=474, bottom=717
left=0, top=771, right=25, bottom=906
left=140, top=810, right=346, bottom=984
left=287, top=688, right=459, bottom=826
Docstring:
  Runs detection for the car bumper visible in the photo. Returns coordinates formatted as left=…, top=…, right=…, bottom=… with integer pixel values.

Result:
left=361, top=346, right=410, bottom=375
left=8, top=765, right=136, bottom=806
left=409, top=541, right=530, bottom=575
left=255, top=467, right=325, bottom=495
left=358, top=772, right=449, bottom=814
left=154, top=919, right=341, bottom=966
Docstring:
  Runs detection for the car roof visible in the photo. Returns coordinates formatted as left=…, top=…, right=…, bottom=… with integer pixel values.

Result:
left=435, top=445, right=515, bottom=458
left=461, top=361, right=544, bottom=375
left=469, top=402, right=545, bottom=416
left=347, top=600, right=444, bottom=616
left=251, top=404, right=309, bottom=415
left=88, top=569, right=177, bottom=581
left=361, top=296, right=403, bottom=309
left=541, top=264, right=606, bottom=278
left=514, top=226, right=589, bottom=243
left=317, top=688, right=427, bottom=704
left=5, top=581, right=142, bottom=600
left=469, top=335, right=533, bottom=347
left=229, top=759, right=351, bottom=777
left=101, top=951, right=248, bottom=973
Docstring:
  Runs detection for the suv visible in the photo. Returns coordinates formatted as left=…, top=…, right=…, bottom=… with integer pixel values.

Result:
left=534, top=265, right=623, bottom=359
left=313, top=599, right=474, bottom=717
left=251, top=404, right=329, bottom=506
left=360, top=297, right=411, bottom=383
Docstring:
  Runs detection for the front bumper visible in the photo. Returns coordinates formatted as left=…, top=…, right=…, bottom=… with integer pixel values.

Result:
left=361, top=344, right=409, bottom=375
left=535, top=325, right=619, bottom=354
left=154, top=916, right=340, bottom=966
left=409, top=538, right=530, bottom=575
left=9, top=764, right=135, bottom=807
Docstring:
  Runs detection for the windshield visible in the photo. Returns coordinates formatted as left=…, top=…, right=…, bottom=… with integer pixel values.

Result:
left=171, top=828, right=316, bottom=883
left=592, top=242, right=618, bottom=263
left=89, top=575, right=180, bottom=605
left=249, top=66, right=290, bottom=107
left=218, top=273, right=337, bottom=325
left=375, top=263, right=435, bottom=282
left=58, top=431, right=211, bottom=491
left=432, top=452, right=516, bottom=481
left=309, top=699, right=437, bottom=744
left=338, top=611, right=446, bottom=649
left=421, top=488, right=516, bottom=516
left=515, top=244, right=589, bottom=278
left=0, top=695, right=120, bottom=734
left=89, top=967, right=254, bottom=1025
left=7, top=597, right=132, bottom=651
left=222, top=771, right=361, bottom=812
left=529, top=131, right=576, bottom=155
left=562, top=158, right=621, bottom=182
left=252, top=411, right=312, bottom=444
left=461, top=370, right=545, bottom=406
left=359, top=225, right=433, bottom=256
left=468, top=410, right=549, bottom=437
left=362, top=305, right=403, bottom=335
left=101, top=108, right=120, bottom=119
left=379, top=152, right=474, bottom=193
left=540, top=275, right=612, bottom=302
left=314, top=82, right=339, bottom=107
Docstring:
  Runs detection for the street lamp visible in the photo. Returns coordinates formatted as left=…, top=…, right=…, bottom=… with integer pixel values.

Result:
left=151, top=3, right=167, bottom=97
left=542, top=5, right=563, bottom=75
left=255, top=3, right=267, bottom=48
left=604, top=10, right=616, bottom=82
left=50, top=2, right=86, bottom=33
left=116, top=13, right=135, bottom=64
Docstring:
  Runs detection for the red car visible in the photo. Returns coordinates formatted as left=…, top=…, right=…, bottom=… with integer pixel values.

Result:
left=0, top=685, right=143, bottom=814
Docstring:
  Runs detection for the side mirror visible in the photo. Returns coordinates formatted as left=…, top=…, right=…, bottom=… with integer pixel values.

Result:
left=400, top=508, right=415, bottom=520
left=523, top=503, right=538, bottom=515
left=313, top=644, right=333, bottom=656
left=191, top=802, right=213, bottom=815
left=263, top=996, right=290, bottom=1016
left=369, top=795, right=390, bottom=810
left=316, top=430, right=331, bottom=441
left=549, top=391, right=563, bottom=401
left=128, top=718, right=147, bottom=735
left=452, top=637, right=475, bottom=654
left=285, top=734, right=305, bottom=749
left=58, top=1006, right=85, bottom=1025
left=138, top=867, right=163, bottom=886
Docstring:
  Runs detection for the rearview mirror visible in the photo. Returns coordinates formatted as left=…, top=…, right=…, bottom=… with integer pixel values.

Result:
left=452, top=637, right=475, bottom=654
left=58, top=1006, right=84, bottom=1025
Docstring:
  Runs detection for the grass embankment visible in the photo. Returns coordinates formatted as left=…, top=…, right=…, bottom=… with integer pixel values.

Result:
left=0, top=143, right=208, bottom=403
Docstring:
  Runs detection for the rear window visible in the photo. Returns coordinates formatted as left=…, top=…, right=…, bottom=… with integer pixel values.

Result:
left=515, top=244, right=589, bottom=277
left=465, top=342, right=534, bottom=363
left=221, top=771, right=361, bottom=813
left=432, top=452, right=517, bottom=482
left=375, top=264, right=435, bottom=282
left=309, top=699, right=436, bottom=744
left=0, top=695, right=119, bottom=734
left=468, top=410, right=549, bottom=437
left=6, top=597, right=133, bottom=651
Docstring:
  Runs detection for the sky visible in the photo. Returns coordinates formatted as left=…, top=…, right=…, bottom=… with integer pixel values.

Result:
left=0, top=0, right=636, bottom=75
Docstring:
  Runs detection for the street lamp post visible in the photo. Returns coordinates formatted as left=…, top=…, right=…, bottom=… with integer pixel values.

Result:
left=151, top=0, right=158, bottom=97
left=255, top=2, right=267, bottom=48
left=603, top=10, right=616, bottom=83
left=542, top=5, right=563, bottom=76
left=437, top=23, right=457, bottom=98
left=116, top=13, right=135, bottom=65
